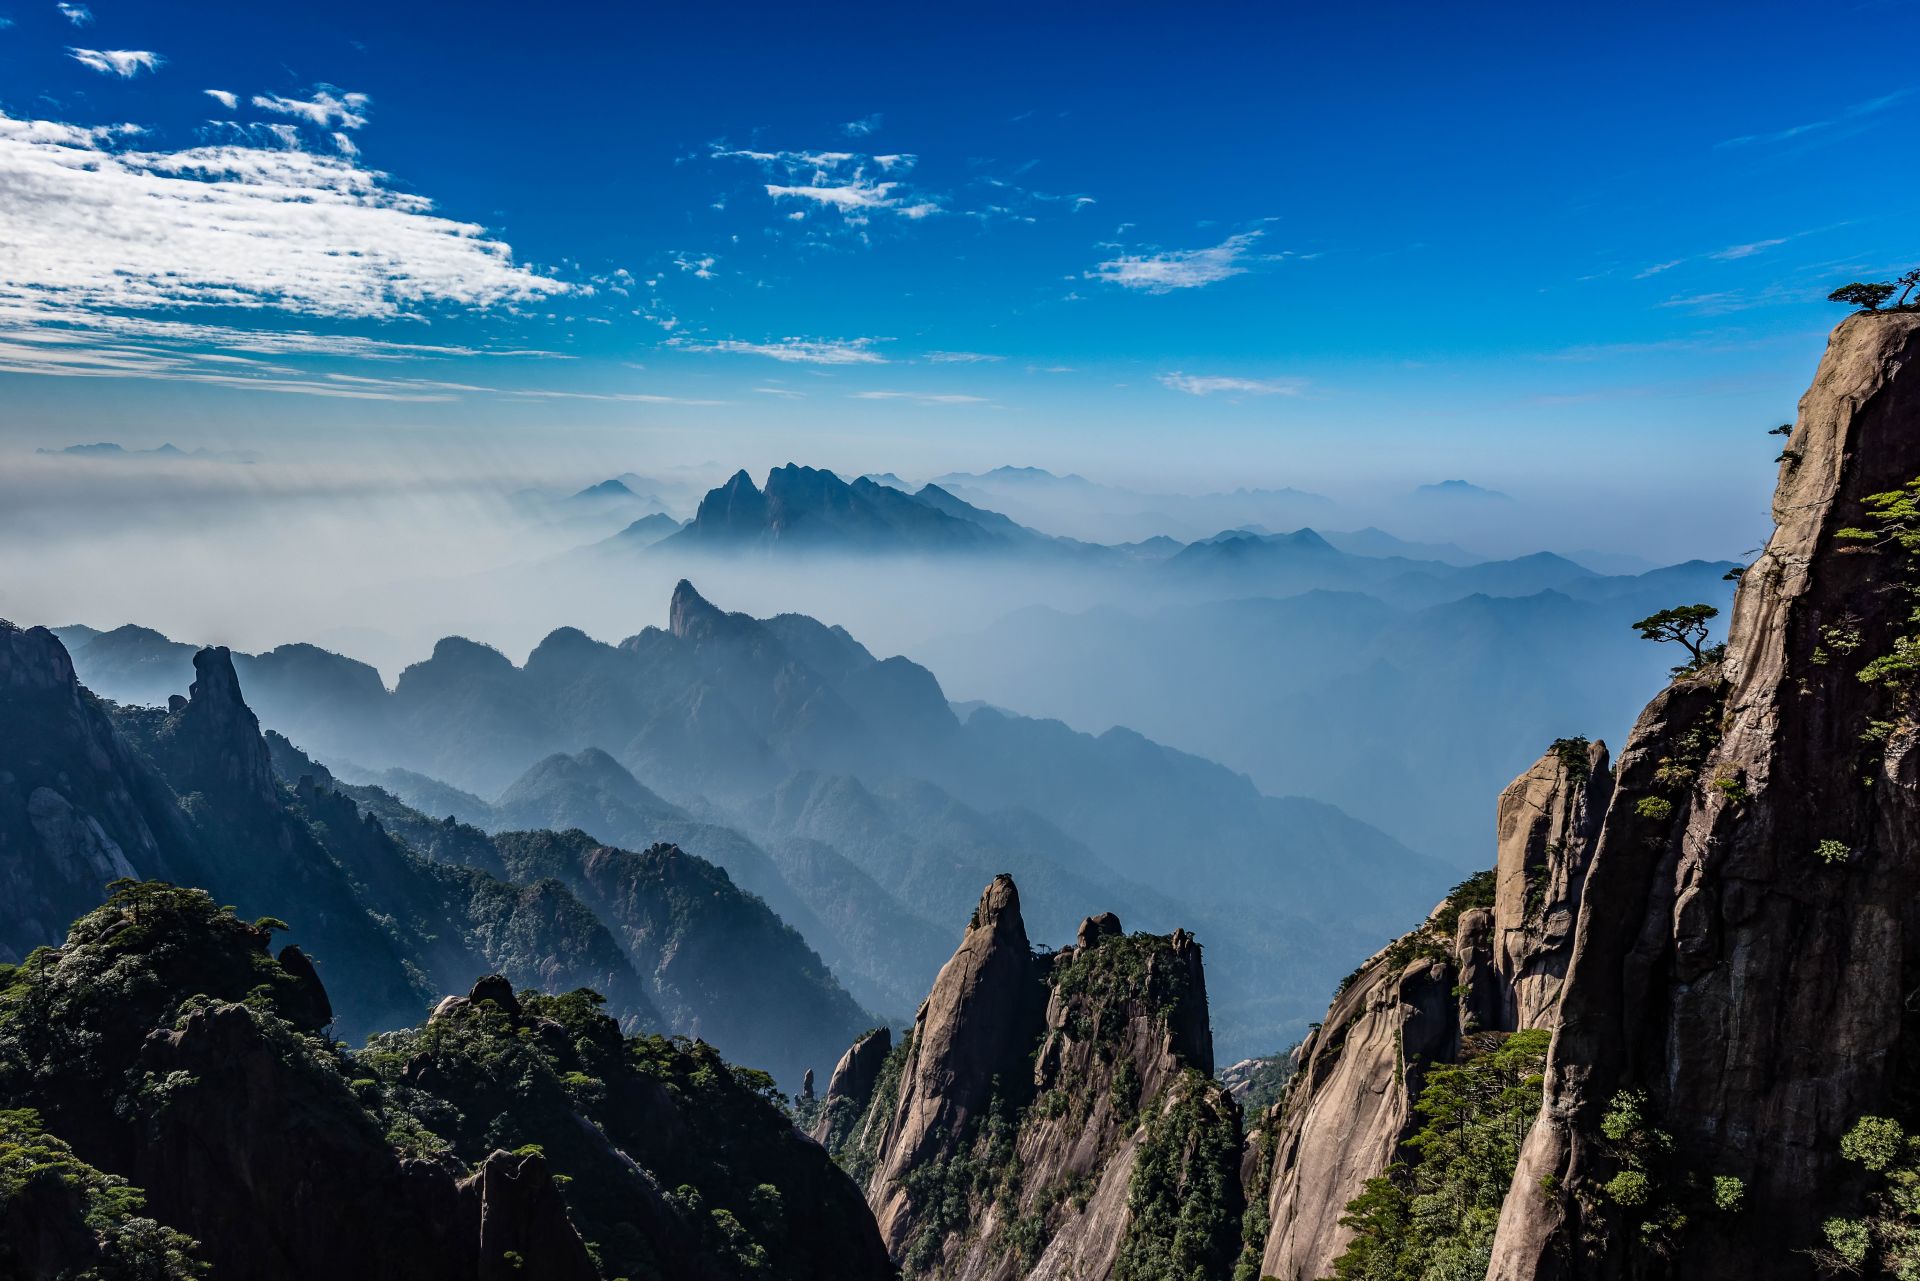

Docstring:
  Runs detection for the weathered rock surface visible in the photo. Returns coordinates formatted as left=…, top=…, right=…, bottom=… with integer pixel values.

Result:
left=1256, top=945, right=1459, bottom=1281
left=813, top=1026, right=893, bottom=1146
left=1252, top=738, right=1612, bottom=1278
left=1492, top=739, right=1612, bottom=1030
left=1488, top=310, right=1920, bottom=1276
left=858, top=887, right=1240, bottom=1281
left=867, top=874, right=1048, bottom=1253
left=0, top=620, right=188, bottom=961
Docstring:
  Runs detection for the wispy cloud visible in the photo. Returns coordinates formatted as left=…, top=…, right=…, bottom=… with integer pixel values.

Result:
left=924, top=350, right=1002, bottom=363
left=1709, top=237, right=1787, bottom=261
left=252, top=88, right=370, bottom=130
left=1634, top=232, right=1798, bottom=279
left=69, top=47, right=160, bottom=76
left=710, top=144, right=940, bottom=224
left=55, top=2, right=89, bottom=25
left=1090, top=229, right=1271, bottom=293
left=0, top=104, right=571, bottom=397
left=1159, top=371, right=1305, bottom=397
left=672, top=253, right=717, bottom=279
left=670, top=335, right=888, bottom=364
left=0, top=108, right=566, bottom=321
left=1718, top=89, right=1911, bottom=147
left=849, top=390, right=988, bottom=404
left=204, top=88, right=238, bottom=110
left=842, top=114, right=881, bottom=137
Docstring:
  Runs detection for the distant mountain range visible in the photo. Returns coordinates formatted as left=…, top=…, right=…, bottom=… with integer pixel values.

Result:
left=0, top=621, right=865, bottom=1086
left=34, top=441, right=254, bottom=462
left=50, top=581, right=1450, bottom=1059
left=1412, top=478, right=1511, bottom=501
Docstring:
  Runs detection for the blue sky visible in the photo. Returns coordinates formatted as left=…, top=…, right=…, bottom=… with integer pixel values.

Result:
left=2, top=0, right=1915, bottom=534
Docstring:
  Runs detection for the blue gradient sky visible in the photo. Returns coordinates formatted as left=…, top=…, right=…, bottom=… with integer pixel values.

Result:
left=2, top=0, right=1914, bottom=539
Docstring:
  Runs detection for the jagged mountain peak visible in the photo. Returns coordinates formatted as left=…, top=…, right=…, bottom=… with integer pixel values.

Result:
left=178, top=646, right=278, bottom=806
left=668, top=577, right=732, bottom=640
left=0, top=617, right=78, bottom=693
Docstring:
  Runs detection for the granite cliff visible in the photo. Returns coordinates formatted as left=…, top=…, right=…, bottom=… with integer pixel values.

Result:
left=1248, top=739, right=1607, bottom=1278
left=1484, top=307, right=1920, bottom=1276
left=836, top=876, right=1241, bottom=1280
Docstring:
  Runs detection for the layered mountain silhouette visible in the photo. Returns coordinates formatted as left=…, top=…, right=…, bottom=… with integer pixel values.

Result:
left=658, top=464, right=1041, bottom=554
left=53, top=582, right=1448, bottom=1059
left=0, top=621, right=867, bottom=1084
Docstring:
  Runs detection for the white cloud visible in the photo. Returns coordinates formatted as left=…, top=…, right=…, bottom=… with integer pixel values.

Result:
left=712, top=144, right=941, bottom=224
left=69, top=47, right=160, bottom=76
left=56, top=2, right=90, bottom=24
left=670, top=335, right=887, bottom=364
left=252, top=88, right=370, bottom=130
left=924, top=350, right=1002, bottom=363
left=753, top=385, right=804, bottom=398
left=1718, top=90, right=1911, bottom=147
left=0, top=105, right=571, bottom=397
left=672, top=253, right=716, bottom=279
left=842, top=114, right=882, bottom=137
left=1159, top=371, right=1305, bottom=397
left=0, top=108, right=566, bottom=321
left=1709, top=237, right=1786, bottom=261
left=331, top=131, right=358, bottom=157
left=204, top=88, right=238, bottom=110
left=849, top=390, right=987, bottom=404
left=1090, top=230, right=1268, bottom=293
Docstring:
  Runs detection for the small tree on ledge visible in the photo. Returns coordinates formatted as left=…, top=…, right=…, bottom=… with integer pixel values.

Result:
left=1830, top=270, right=1920, bottom=312
left=1633, top=604, right=1721, bottom=674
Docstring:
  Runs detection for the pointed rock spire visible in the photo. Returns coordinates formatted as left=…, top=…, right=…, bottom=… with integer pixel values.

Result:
left=866, top=874, right=1046, bottom=1252
left=177, top=647, right=277, bottom=806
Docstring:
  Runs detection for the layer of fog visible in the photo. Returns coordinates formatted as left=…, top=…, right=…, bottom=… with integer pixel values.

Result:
left=5, top=447, right=1761, bottom=865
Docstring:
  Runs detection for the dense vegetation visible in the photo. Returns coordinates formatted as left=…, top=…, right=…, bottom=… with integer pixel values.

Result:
left=0, top=1106, right=208, bottom=1279
left=1111, top=1071, right=1243, bottom=1281
left=1327, top=1028, right=1552, bottom=1281
left=0, top=881, right=889, bottom=1281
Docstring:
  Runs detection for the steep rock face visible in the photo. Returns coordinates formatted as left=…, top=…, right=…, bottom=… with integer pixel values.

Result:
left=1257, top=945, right=1459, bottom=1281
left=0, top=621, right=190, bottom=960
left=1489, top=312, right=1920, bottom=1276
left=813, top=1026, right=893, bottom=1147
left=855, top=880, right=1239, bottom=1281
left=1491, top=738, right=1612, bottom=1031
left=159, top=647, right=281, bottom=807
left=867, top=874, right=1047, bottom=1252
left=1253, top=740, right=1612, bottom=1278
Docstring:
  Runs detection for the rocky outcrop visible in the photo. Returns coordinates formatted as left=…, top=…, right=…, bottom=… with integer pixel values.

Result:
left=867, top=874, right=1048, bottom=1252
left=1487, top=310, right=1920, bottom=1276
left=856, top=880, right=1240, bottom=1280
left=1251, top=738, right=1613, bottom=1277
left=171, top=646, right=279, bottom=806
left=0, top=620, right=188, bottom=960
left=813, top=1026, right=893, bottom=1147
left=1256, top=936, right=1460, bottom=1281
left=1491, top=739, right=1612, bottom=1030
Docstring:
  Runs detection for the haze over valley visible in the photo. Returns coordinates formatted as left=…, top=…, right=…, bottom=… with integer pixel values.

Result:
left=4, top=2, right=1917, bottom=1277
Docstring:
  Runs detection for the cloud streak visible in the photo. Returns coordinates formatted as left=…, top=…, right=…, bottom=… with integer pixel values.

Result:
left=1718, top=90, right=1911, bottom=147
left=848, top=390, right=988, bottom=404
left=711, top=145, right=941, bottom=224
left=252, top=88, right=371, bottom=130
left=669, top=335, right=887, bottom=364
left=0, top=108, right=567, bottom=321
left=1159, top=371, right=1305, bottom=397
left=1090, top=230, right=1269, bottom=293
left=69, top=48, right=161, bottom=77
